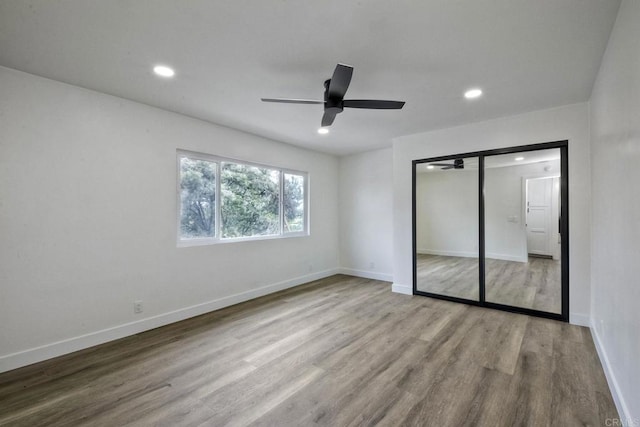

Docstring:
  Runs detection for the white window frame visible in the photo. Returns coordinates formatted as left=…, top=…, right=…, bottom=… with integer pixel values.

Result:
left=176, top=149, right=309, bottom=247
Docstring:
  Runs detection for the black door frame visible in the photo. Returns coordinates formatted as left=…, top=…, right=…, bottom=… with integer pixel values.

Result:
left=412, top=140, right=569, bottom=322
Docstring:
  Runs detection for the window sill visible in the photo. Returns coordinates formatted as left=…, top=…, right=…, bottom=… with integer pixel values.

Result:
left=177, top=232, right=309, bottom=248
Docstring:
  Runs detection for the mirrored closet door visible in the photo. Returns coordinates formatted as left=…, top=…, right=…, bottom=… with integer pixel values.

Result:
left=484, top=148, right=563, bottom=314
left=413, top=142, right=568, bottom=321
left=414, top=156, right=480, bottom=301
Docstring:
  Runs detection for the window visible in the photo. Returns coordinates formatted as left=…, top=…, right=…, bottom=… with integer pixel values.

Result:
left=177, top=150, right=308, bottom=245
left=179, top=157, right=216, bottom=239
left=284, top=173, right=305, bottom=233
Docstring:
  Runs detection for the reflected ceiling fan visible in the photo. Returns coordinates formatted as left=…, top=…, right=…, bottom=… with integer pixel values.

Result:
left=429, top=159, right=464, bottom=170
left=261, top=63, right=405, bottom=127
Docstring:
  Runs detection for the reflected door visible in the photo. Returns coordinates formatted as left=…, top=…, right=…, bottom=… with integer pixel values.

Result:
left=526, top=178, right=553, bottom=256
left=414, top=157, right=479, bottom=301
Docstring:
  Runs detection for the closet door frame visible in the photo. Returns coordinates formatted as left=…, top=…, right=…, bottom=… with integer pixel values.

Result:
left=412, top=140, right=569, bottom=322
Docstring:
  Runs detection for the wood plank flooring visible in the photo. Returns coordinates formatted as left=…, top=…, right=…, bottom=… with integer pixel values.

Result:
left=0, top=275, right=616, bottom=426
left=416, top=254, right=479, bottom=300
left=417, top=254, right=562, bottom=313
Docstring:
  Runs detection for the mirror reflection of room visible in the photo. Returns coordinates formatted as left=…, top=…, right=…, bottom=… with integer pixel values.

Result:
left=484, top=148, right=562, bottom=313
left=415, top=157, right=479, bottom=300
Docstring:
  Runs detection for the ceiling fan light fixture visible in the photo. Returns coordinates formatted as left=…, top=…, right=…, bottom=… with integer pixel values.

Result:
left=153, top=65, right=175, bottom=78
left=464, top=88, right=483, bottom=99
left=317, top=128, right=329, bottom=135
left=515, top=156, right=524, bottom=161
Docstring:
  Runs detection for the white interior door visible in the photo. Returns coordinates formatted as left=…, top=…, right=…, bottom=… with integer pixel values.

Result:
left=526, top=178, right=553, bottom=256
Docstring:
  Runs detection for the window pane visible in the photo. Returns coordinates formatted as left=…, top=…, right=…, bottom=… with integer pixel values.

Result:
left=284, top=173, right=305, bottom=233
left=221, top=162, right=280, bottom=238
left=180, top=157, right=216, bottom=239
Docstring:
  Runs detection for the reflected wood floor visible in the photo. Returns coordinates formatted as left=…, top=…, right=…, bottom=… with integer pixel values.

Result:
left=0, top=275, right=615, bottom=426
left=417, top=254, right=561, bottom=313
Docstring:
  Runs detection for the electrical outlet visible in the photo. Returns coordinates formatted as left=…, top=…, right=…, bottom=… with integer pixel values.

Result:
left=133, top=300, right=143, bottom=314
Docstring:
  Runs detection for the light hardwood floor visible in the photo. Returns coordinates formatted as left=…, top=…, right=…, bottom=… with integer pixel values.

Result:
left=417, top=254, right=561, bottom=313
left=0, top=275, right=615, bottom=426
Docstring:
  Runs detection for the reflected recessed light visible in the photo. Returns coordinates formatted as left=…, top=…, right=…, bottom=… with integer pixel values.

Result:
left=515, top=156, right=524, bottom=161
left=153, top=65, right=175, bottom=78
left=464, top=88, right=483, bottom=99
left=317, top=128, right=329, bottom=135
left=426, top=165, right=435, bottom=169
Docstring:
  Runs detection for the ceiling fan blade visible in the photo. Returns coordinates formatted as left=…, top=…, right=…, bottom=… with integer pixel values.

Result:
left=429, top=163, right=454, bottom=167
left=327, top=64, right=353, bottom=99
left=321, top=110, right=338, bottom=127
left=343, top=100, right=405, bottom=109
left=441, top=166, right=454, bottom=170
left=261, top=98, right=324, bottom=104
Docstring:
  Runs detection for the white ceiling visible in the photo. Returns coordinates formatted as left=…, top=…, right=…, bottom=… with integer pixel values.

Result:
left=0, top=1, right=620, bottom=156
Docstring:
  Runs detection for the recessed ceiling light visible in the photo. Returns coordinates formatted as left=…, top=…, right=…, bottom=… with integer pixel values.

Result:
left=426, top=165, right=435, bottom=169
left=464, top=88, right=483, bottom=99
left=153, top=65, right=175, bottom=78
left=515, top=156, right=524, bottom=161
left=317, top=128, right=329, bottom=135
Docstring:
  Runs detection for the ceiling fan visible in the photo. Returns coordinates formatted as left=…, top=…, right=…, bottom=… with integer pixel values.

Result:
left=261, top=63, right=405, bottom=127
left=429, top=159, right=465, bottom=170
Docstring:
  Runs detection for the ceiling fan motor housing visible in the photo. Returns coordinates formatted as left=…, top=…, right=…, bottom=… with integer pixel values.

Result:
left=324, top=79, right=344, bottom=114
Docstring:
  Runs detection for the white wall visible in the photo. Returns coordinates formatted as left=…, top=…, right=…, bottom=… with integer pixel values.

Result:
left=415, top=170, right=479, bottom=257
left=589, top=0, right=640, bottom=420
left=485, top=160, right=560, bottom=262
left=338, top=148, right=393, bottom=282
left=0, top=67, right=340, bottom=372
left=392, top=103, right=591, bottom=322
left=416, top=160, right=560, bottom=262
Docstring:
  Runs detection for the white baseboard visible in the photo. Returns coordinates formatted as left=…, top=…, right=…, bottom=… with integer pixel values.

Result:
left=417, top=248, right=478, bottom=258
left=0, top=268, right=340, bottom=374
left=418, top=248, right=526, bottom=263
left=486, top=252, right=528, bottom=263
left=590, top=322, right=632, bottom=425
left=569, top=312, right=590, bottom=327
left=391, top=283, right=412, bottom=295
left=338, top=268, right=392, bottom=282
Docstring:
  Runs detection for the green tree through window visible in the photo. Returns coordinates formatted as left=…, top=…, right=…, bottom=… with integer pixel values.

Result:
left=180, top=158, right=216, bottom=238
left=284, top=173, right=305, bottom=232
left=221, top=163, right=280, bottom=238
left=178, top=152, right=307, bottom=243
